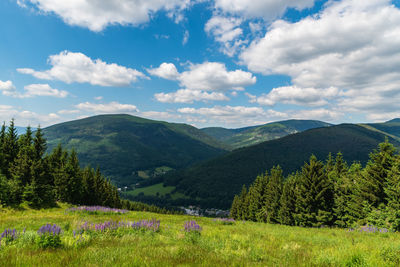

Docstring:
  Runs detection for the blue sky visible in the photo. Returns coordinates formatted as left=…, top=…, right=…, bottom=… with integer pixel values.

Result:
left=1, top=0, right=400, bottom=128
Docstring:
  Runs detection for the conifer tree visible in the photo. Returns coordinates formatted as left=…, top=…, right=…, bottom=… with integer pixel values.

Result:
left=247, top=172, right=268, bottom=222
left=238, top=185, right=248, bottom=220
left=3, top=119, right=19, bottom=178
left=263, top=166, right=283, bottom=223
left=279, top=174, right=298, bottom=225
left=230, top=195, right=240, bottom=219
left=64, top=149, right=83, bottom=204
left=295, top=155, right=334, bottom=227
left=332, top=153, right=351, bottom=227
left=358, top=139, right=395, bottom=208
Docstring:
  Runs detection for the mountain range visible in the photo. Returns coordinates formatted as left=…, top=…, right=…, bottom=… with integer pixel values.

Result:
left=40, top=114, right=400, bottom=208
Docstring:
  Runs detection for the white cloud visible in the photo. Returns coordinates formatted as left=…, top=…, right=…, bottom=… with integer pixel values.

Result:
left=0, top=80, right=68, bottom=98
left=57, top=109, right=80, bottom=115
left=214, top=0, right=315, bottom=20
left=150, top=61, right=256, bottom=103
left=0, top=80, right=16, bottom=95
left=147, top=63, right=180, bottom=80
left=0, top=105, right=61, bottom=127
left=240, top=0, right=400, bottom=116
left=182, top=30, right=189, bottom=45
left=23, top=84, right=68, bottom=98
left=18, top=51, right=147, bottom=87
left=179, top=62, right=256, bottom=91
left=291, top=108, right=344, bottom=122
left=94, top=96, right=103, bottom=100
left=75, top=101, right=139, bottom=113
left=154, top=89, right=229, bottom=103
left=19, top=0, right=191, bottom=32
left=253, top=86, right=340, bottom=107
left=177, top=105, right=288, bottom=127
left=205, top=15, right=244, bottom=56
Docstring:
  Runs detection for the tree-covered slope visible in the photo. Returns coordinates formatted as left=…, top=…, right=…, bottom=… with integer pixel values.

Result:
left=165, top=124, right=400, bottom=208
left=43, top=114, right=226, bottom=187
left=201, top=120, right=331, bottom=149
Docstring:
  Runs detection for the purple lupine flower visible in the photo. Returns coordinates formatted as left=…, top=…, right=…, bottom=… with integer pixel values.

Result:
left=66, top=206, right=129, bottom=214
left=0, top=228, right=20, bottom=246
left=184, top=220, right=202, bottom=233
left=37, top=224, right=62, bottom=236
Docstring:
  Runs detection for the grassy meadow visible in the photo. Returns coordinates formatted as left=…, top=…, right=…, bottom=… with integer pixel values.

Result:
left=1, top=205, right=400, bottom=266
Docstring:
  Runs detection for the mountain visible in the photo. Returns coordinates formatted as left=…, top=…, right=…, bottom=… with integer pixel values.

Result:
left=163, top=124, right=400, bottom=208
left=362, top=119, right=400, bottom=139
left=201, top=120, right=332, bottom=149
left=43, top=114, right=227, bottom=187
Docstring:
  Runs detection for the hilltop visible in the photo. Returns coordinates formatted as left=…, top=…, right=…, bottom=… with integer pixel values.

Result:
left=43, top=114, right=227, bottom=187
left=201, top=120, right=331, bottom=149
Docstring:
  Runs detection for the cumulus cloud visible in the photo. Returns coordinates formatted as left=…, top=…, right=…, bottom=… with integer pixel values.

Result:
left=75, top=101, right=139, bottom=113
left=214, top=0, right=315, bottom=20
left=18, top=0, right=191, bottom=32
left=240, top=0, right=400, bottom=116
left=0, top=80, right=16, bottom=95
left=177, top=105, right=288, bottom=127
left=251, top=86, right=340, bottom=107
left=149, top=61, right=256, bottom=103
left=155, top=89, right=229, bottom=103
left=0, top=80, right=68, bottom=98
left=205, top=15, right=244, bottom=56
left=23, top=84, right=68, bottom=98
left=147, top=63, right=180, bottom=80
left=0, top=105, right=61, bottom=127
left=18, top=51, right=147, bottom=87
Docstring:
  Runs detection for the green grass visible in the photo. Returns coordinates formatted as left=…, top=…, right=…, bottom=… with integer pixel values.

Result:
left=125, top=183, right=186, bottom=199
left=1, top=205, right=400, bottom=266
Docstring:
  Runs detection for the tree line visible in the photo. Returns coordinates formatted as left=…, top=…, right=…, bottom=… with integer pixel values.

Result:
left=230, top=139, right=400, bottom=230
left=0, top=120, right=180, bottom=214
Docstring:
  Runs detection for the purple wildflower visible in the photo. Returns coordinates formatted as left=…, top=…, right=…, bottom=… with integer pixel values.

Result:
left=184, top=220, right=202, bottom=233
left=0, top=228, right=20, bottom=246
left=37, top=224, right=62, bottom=236
left=66, top=206, right=129, bottom=214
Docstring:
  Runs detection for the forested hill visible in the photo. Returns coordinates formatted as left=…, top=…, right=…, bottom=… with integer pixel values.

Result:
left=42, top=114, right=227, bottom=187
left=201, top=120, right=331, bottom=150
left=164, top=124, right=400, bottom=208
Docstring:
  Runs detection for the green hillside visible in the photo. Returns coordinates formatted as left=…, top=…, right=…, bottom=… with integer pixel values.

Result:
left=201, top=120, right=331, bottom=149
left=2, top=206, right=399, bottom=266
left=164, top=124, right=400, bottom=208
left=43, top=114, right=226, bottom=187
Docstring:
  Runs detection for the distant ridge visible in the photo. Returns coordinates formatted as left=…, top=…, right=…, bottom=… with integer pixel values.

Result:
left=43, top=114, right=227, bottom=187
left=164, top=123, right=400, bottom=208
left=201, top=119, right=332, bottom=149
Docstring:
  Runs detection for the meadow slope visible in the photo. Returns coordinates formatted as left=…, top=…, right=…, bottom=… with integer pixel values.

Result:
left=1, top=206, right=400, bottom=266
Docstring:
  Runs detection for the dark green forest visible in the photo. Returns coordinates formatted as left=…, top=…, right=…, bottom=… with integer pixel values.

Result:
left=231, top=140, right=400, bottom=230
left=0, top=120, right=179, bottom=214
left=163, top=124, right=400, bottom=209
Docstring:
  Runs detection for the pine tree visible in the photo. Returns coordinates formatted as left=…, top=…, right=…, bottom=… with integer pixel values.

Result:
left=343, top=163, right=364, bottom=224
left=12, top=127, right=34, bottom=186
left=230, top=195, right=240, bottom=219
left=279, top=173, right=299, bottom=225
left=0, top=122, right=6, bottom=174
left=247, top=172, right=269, bottom=222
left=295, top=155, right=334, bottom=227
left=263, top=166, right=283, bottom=223
left=3, top=119, right=19, bottom=179
left=332, top=153, right=351, bottom=227
left=358, top=139, right=396, bottom=208
left=238, top=185, right=248, bottom=220
left=64, top=149, right=83, bottom=204
left=33, top=126, right=47, bottom=161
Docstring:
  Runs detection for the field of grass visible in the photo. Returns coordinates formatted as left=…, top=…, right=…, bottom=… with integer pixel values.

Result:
left=1, top=205, right=400, bottom=266
left=126, top=183, right=186, bottom=200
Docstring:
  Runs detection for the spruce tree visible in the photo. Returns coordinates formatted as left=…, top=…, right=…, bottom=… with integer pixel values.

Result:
left=358, top=139, right=395, bottom=208
left=279, top=173, right=299, bottom=225
left=263, top=166, right=283, bottom=223
left=295, top=155, right=334, bottom=227
left=332, top=153, right=351, bottom=227
left=230, top=195, right=240, bottom=219
left=247, top=172, right=269, bottom=222
left=3, top=119, right=19, bottom=179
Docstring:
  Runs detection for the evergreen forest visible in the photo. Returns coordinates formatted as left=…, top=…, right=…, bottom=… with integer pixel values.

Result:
left=0, top=120, right=178, bottom=214
left=231, top=139, right=400, bottom=230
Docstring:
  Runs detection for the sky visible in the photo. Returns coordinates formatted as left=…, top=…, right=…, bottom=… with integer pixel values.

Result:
left=1, top=0, right=400, bottom=128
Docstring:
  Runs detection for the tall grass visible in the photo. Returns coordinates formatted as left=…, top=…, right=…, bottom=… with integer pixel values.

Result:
left=1, top=204, right=399, bottom=266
